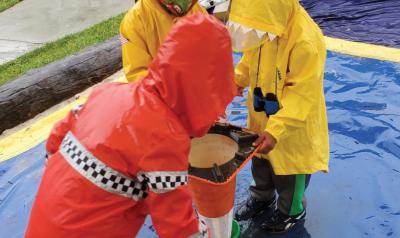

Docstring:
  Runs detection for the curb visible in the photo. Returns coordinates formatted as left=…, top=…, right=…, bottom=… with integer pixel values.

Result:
left=0, top=36, right=122, bottom=133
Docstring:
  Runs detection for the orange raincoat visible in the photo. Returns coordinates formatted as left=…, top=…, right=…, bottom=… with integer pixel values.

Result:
left=25, top=14, right=235, bottom=238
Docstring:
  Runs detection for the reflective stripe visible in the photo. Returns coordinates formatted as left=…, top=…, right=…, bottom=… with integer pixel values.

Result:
left=60, top=132, right=148, bottom=201
left=138, top=171, right=188, bottom=194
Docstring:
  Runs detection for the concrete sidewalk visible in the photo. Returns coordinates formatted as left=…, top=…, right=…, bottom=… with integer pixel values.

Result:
left=0, top=0, right=133, bottom=64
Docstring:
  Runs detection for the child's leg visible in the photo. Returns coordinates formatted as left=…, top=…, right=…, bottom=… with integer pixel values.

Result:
left=250, top=157, right=276, bottom=202
left=259, top=167, right=311, bottom=233
left=271, top=173, right=311, bottom=216
left=235, top=157, right=277, bottom=221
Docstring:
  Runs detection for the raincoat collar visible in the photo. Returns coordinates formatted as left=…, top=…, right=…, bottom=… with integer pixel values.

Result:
left=228, top=0, right=301, bottom=37
left=227, top=20, right=277, bottom=41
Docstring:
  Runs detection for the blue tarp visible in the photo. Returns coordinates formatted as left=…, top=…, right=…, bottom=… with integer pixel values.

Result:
left=2, top=1, right=400, bottom=237
left=302, top=0, right=400, bottom=48
left=1, top=51, right=399, bottom=237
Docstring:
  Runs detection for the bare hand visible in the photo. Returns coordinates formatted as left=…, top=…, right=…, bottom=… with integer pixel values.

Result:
left=253, top=131, right=277, bottom=154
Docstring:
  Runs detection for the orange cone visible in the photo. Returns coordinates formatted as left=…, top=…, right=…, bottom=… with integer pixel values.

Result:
left=188, top=127, right=259, bottom=238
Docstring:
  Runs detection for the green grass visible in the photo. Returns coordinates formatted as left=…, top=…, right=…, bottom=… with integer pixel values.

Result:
left=0, top=12, right=125, bottom=86
left=0, top=0, right=21, bottom=12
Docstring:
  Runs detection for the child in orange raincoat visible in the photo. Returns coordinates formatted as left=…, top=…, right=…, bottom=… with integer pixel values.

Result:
left=25, top=14, right=236, bottom=238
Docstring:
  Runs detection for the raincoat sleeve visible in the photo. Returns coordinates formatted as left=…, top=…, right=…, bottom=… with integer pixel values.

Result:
left=234, top=53, right=250, bottom=87
left=139, top=136, right=206, bottom=238
left=265, top=42, right=324, bottom=142
left=120, top=14, right=152, bottom=83
left=46, top=111, right=76, bottom=155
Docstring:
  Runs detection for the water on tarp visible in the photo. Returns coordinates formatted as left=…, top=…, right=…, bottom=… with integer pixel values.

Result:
left=0, top=51, right=400, bottom=237
left=189, top=134, right=238, bottom=182
left=189, top=134, right=238, bottom=168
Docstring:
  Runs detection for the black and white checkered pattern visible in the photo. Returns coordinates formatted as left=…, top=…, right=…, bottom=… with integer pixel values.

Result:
left=139, top=171, right=188, bottom=194
left=60, top=132, right=148, bottom=201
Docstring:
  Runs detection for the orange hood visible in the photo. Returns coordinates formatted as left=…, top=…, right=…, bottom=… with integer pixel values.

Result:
left=142, top=14, right=236, bottom=137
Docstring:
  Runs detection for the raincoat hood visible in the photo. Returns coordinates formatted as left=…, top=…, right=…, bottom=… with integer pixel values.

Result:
left=143, top=14, right=236, bottom=137
left=229, top=0, right=301, bottom=37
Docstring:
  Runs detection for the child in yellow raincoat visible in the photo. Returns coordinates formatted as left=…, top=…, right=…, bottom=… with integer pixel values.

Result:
left=227, top=0, right=330, bottom=233
left=120, top=0, right=206, bottom=82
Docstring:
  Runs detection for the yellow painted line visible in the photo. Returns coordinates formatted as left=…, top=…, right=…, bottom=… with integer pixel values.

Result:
left=0, top=76, right=127, bottom=163
left=325, top=36, right=400, bottom=63
left=0, top=97, right=87, bottom=163
left=1, top=37, right=399, bottom=163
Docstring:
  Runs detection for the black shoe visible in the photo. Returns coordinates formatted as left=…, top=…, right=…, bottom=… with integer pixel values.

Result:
left=235, top=196, right=276, bottom=221
left=261, top=209, right=306, bottom=233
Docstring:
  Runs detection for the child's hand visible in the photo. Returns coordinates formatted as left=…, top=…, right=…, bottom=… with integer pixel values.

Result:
left=236, top=86, right=244, bottom=96
left=253, top=131, right=277, bottom=154
left=216, top=115, right=228, bottom=124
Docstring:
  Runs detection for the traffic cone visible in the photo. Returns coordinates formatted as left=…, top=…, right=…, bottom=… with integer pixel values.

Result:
left=188, top=123, right=258, bottom=238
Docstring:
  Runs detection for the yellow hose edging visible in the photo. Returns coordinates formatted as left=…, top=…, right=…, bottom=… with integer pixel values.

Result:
left=0, top=76, right=127, bottom=162
left=325, top=36, right=400, bottom=63
left=0, top=97, right=87, bottom=162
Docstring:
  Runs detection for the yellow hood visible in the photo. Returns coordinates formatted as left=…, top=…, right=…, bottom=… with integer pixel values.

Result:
left=229, top=0, right=301, bottom=37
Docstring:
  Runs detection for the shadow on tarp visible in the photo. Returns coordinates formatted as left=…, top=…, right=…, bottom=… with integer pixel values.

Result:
left=1, top=52, right=400, bottom=237
left=301, top=0, right=400, bottom=48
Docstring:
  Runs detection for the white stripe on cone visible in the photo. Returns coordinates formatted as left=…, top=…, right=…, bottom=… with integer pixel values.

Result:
left=198, top=208, right=234, bottom=238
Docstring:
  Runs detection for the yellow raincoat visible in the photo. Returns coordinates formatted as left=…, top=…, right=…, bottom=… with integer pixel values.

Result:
left=120, top=0, right=207, bottom=82
left=230, top=0, right=329, bottom=175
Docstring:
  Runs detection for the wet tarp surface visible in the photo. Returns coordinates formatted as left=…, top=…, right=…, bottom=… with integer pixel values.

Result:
left=301, top=0, right=400, bottom=48
left=0, top=143, right=157, bottom=238
left=1, top=52, right=400, bottom=237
